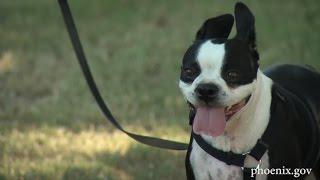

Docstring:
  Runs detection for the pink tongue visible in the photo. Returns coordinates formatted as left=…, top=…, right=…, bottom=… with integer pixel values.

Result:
left=193, top=107, right=226, bottom=137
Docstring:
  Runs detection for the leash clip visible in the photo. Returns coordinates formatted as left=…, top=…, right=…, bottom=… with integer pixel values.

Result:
left=241, top=159, right=262, bottom=170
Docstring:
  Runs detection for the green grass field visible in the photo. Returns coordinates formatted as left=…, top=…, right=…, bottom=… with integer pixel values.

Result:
left=1, top=0, right=319, bottom=179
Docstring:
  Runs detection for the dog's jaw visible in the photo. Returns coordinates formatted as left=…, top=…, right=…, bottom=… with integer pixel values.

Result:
left=189, top=70, right=272, bottom=180
left=200, top=70, right=273, bottom=153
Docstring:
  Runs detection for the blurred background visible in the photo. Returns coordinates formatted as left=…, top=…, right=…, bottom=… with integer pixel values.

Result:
left=0, top=0, right=319, bottom=179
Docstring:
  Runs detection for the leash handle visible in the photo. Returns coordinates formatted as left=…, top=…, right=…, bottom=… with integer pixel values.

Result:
left=57, top=0, right=188, bottom=150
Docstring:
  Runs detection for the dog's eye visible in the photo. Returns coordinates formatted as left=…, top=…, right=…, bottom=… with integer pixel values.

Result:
left=183, top=68, right=195, bottom=76
left=226, top=71, right=240, bottom=82
left=180, top=66, right=200, bottom=83
left=185, top=68, right=193, bottom=74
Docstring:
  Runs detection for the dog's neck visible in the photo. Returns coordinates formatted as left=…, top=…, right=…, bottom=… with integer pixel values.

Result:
left=200, top=70, right=273, bottom=154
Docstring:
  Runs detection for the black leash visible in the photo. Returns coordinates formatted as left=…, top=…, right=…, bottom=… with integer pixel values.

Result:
left=57, top=0, right=188, bottom=150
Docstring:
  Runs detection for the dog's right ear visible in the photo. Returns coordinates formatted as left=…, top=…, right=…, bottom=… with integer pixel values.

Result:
left=234, top=2, right=256, bottom=46
left=234, top=2, right=259, bottom=60
left=196, top=14, right=234, bottom=40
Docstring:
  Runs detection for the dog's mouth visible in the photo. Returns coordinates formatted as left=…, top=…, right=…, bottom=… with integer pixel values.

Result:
left=192, top=97, right=248, bottom=137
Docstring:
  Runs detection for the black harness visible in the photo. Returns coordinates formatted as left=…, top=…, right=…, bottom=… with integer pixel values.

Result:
left=192, top=132, right=268, bottom=180
left=189, top=104, right=268, bottom=180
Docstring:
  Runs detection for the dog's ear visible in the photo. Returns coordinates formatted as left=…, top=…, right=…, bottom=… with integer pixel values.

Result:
left=234, top=2, right=256, bottom=47
left=196, top=14, right=234, bottom=40
left=234, top=2, right=259, bottom=60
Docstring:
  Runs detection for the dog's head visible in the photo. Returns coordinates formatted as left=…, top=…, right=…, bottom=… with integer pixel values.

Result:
left=179, top=2, right=259, bottom=137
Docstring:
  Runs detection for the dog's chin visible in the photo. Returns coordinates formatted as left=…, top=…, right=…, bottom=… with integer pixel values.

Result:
left=190, top=97, right=248, bottom=137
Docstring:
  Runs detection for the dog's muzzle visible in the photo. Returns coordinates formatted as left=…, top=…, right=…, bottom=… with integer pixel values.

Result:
left=195, top=83, right=219, bottom=103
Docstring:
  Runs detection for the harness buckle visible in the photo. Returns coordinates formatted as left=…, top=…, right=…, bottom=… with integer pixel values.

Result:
left=241, top=159, right=262, bottom=170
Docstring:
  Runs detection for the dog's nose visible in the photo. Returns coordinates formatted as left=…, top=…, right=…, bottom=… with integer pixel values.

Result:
left=195, top=83, right=219, bottom=101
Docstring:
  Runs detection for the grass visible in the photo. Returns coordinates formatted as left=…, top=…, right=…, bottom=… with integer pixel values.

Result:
left=0, top=0, right=319, bottom=179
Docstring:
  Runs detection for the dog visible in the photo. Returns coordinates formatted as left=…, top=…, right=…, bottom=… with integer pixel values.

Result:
left=179, top=2, right=320, bottom=180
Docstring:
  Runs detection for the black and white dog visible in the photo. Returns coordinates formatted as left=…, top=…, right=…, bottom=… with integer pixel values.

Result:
left=179, top=2, right=320, bottom=180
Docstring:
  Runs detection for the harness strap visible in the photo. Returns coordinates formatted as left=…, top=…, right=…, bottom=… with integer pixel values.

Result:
left=193, top=132, right=246, bottom=166
left=57, top=0, right=188, bottom=150
left=192, top=131, right=268, bottom=180
left=249, top=139, right=269, bottom=161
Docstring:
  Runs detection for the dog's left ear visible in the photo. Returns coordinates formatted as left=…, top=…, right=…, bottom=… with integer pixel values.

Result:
left=234, top=2, right=259, bottom=60
left=196, top=14, right=234, bottom=40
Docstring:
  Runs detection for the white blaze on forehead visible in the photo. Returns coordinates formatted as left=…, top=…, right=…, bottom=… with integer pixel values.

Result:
left=197, top=40, right=225, bottom=73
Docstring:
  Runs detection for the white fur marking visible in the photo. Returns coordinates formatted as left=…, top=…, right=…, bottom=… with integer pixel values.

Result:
left=179, top=40, right=255, bottom=107
left=197, top=40, right=225, bottom=78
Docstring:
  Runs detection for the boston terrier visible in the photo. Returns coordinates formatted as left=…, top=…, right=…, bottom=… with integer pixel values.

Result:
left=179, top=2, right=320, bottom=180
